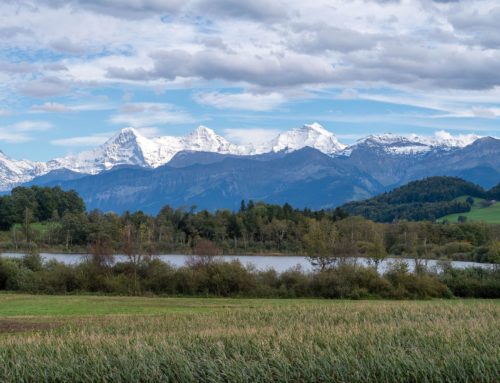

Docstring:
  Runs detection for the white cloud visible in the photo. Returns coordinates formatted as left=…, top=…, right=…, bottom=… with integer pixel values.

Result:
left=51, top=127, right=163, bottom=147
left=336, top=133, right=365, bottom=141
left=337, top=88, right=359, bottom=100
left=110, top=102, right=195, bottom=127
left=18, top=77, right=70, bottom=98
left=30, top=102, right=114, bottom=113
left=134, top=127, right=161, bottom=137
left=50, top=37, right=87, bottom=54
left=195, top=92, right=287, bottom=111
left=51, top=133, right=112, bottom=147
left=0, top=120, right=53, bottom=143
left=11, top=120, right=53, bottom=132
left=223, top=128, right=281, bottom=145
left=31, top=102, right=71, bottom=113
left=0, top=0, right=498, bottom=138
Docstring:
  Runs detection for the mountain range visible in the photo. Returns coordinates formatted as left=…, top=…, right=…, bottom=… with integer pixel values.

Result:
left=1, top=123, right=499, bottom=213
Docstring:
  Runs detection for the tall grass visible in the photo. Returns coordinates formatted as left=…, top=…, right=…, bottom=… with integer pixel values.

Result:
left=1, top=300, right=499, bottom=382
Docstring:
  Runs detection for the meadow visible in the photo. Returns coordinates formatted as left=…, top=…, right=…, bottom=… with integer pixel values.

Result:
left=440, top=196, right=500, bottom=224
left=0, top=294, right=499, bottom=382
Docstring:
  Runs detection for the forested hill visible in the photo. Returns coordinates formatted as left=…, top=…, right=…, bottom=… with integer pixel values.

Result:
left=341, top=177, right=498, bottom=222
left=0, top=186, right=85, bottom=230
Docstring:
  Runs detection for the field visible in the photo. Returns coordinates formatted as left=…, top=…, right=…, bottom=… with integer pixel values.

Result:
left=439, top=196, right=500, bottom=224
left=0, top=295, right=499, bottom=382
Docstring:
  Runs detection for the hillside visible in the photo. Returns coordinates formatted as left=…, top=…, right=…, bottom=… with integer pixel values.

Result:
left=439, top=197, right=500, bottom=224
left=341, top=177, right=494, bottom=222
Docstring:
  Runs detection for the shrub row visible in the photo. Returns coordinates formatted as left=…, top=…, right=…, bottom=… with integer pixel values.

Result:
left=1, top=254, right=498, bottom=299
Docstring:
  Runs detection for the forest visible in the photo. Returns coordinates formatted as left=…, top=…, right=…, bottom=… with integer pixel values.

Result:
left=0, top=185, right=500, bottom=264
left=0, top=186, right=499, bottom=299
left=342, top=176, right=500, bottom=222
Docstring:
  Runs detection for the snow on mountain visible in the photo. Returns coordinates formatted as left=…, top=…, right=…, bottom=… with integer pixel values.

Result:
left=0, top=124, right=485, bottom=191
left=350, top=131, right=482, bottom=156
left=254, top=123, right=347, bottom=155
left=180, top=126, right=240, bottom=154
left=0, top=151, right=47, bottom=190
left=414, top=131, right=480, bottom=148
left=46, top=126, right=240, bottom=174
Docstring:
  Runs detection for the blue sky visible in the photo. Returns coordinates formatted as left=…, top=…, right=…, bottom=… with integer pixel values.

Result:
left=0, top=0, right=499, bottom=161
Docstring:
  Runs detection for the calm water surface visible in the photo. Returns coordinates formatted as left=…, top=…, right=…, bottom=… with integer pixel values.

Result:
left=1, top=253, right=495, bottom=273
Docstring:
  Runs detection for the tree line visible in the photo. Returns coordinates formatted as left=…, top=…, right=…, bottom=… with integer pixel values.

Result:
left=0, top=186, right=499, bottom=265
left=342, top=176, right=500, bottom=222
left=0, top=252, right=498, bottom=299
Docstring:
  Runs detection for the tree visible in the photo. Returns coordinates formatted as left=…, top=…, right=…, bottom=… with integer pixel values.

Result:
left=21, top=207, right=34, bottom=244
left=266, top=219, right=288, bottom=250
left=359, top=238, right=387, bottom=271
left=122, top=223, right=151, bottom=294
left=188, top=239, right=222, bottom=267
left=60, top=212, right=89, bottom=249
left=89, top=232, right=114, bottom=270
left=357, top=221, right=387, bottom=271
left=303, top=218, right=338, bottom=271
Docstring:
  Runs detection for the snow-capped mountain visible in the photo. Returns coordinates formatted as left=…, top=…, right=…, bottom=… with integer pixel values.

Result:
left=350, top=131, right=481, bottom=156
left=39, top=123, right=346, bottom=176
left=0, top=151, right=47, bottom=190
left=253, top=123, right=346, bottom=155
left=0, top=123, right=487, bottom=191
left=45, top=126, right=239, bottom=174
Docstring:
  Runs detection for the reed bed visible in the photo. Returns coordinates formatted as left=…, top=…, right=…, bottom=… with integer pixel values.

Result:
left=0, top=299, right=499, bottom=382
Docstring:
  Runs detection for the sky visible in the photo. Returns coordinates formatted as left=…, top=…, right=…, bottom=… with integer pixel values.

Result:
left=0, top=0, right=499, bottom=161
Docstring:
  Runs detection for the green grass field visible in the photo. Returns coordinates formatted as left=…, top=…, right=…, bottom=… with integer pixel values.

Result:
left=439, top=196, right=500, bottom=224
left=1, top=294, right=499, bottom=382
left=12, top=222, right=56, bottom=234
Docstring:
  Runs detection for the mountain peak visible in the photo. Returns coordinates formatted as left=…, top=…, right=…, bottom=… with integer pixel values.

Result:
left=362, top=133, right=407, bottom=143
left=1, top=124, right=493, bottom=192
left=266, top=123, right=346, bottom=155
left=303, top=122, right=330, bottom=135
left=187, top=125, right=220, bottom=140
left=354, top=131, right=483, bottom=156
left=112, top=127, right=143, bottom=141
left=193, top=125, right=216, bottom=135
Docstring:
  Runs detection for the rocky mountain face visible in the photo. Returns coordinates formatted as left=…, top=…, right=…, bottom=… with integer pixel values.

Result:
left=35, top=147, right=383, bottom=213
left=2, top=123, right=499, bottom=212
left=0, top=151, right=47, bottom=190
left=28, top=137, right=500, bottom=213
left=0, top=123, right=349, bottom=190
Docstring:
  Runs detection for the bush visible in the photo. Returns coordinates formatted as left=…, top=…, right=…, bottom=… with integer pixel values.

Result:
left=440, top=267, right=500, bottom=298
left=0, top=256, right=496, bottom=299
left=385, top=262, right=451, bottom=299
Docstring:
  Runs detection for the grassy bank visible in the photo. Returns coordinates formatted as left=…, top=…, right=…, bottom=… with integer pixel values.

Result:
left=439, top=196, right=500, bottom=224
left=1, top=295, right=499, bottom=382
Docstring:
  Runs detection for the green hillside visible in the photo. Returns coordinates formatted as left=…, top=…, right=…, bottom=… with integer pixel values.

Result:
left=341, top=177, right=486, bottom=222
left=342, top=177, right=500, bottom=223
left=440, top=197, right=500, bottom=224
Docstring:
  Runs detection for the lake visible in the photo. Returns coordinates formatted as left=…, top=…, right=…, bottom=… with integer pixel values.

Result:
left=1, top=253, right=495, bottom=273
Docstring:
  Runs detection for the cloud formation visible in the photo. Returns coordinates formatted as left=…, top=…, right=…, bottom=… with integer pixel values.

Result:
left=50, top=133, right=112, bottom=147
left=110, top=103, right=195, bottom=127
left=194, top=92, right=287, bottom=111
left=0, top=0, right=498, bottom=95
left=0, top=120, right=53, bottom=143
left=0, top=0, right=498, bottom=150
left=223, top=128, right=282, bottom=145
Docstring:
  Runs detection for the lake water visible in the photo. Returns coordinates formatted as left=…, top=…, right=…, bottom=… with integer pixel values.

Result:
left=0, top=253, right=495, bottom=273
